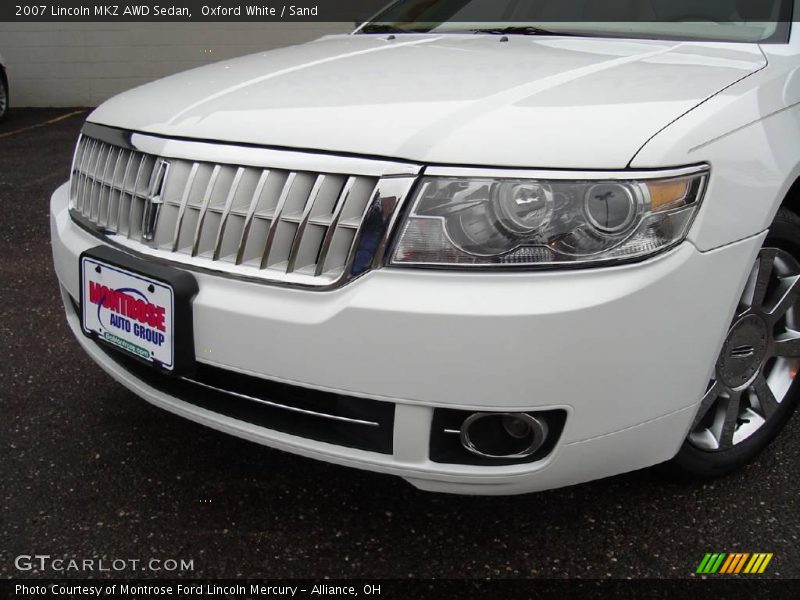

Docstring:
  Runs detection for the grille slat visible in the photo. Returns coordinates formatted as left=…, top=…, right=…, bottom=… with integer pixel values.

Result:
left=88, top=141, right=106, bottom=218
left=75, top=137, right=91, bottom=212
left=191, top=164, right=222, bottom=256
left=261, top=172, right=296, bottom=269
left=105, top=147, right=125, bottom=228
left=69, top=132, right=409, bottom=288
left=171, top=162, right=200, bottom=250
left=343, top=182, right=380, bottom=271
left=236, top=169, right=271, bottom=265
left=69, top=134, right=85, bottom=204
left=114, top=149, right=135, bottom=231
left=286, top=174, right=325, bottom=274
left=94, top=143, right=116, bottom=223
left=315, top=176, right=355, bottom=276
left=126, top=153, right=149, bottom=238
left=213, top=166, right=246, bottom=261
left=81, top=139, right=97, bottom=212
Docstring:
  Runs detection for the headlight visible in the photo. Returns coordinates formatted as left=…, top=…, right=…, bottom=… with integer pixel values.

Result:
left=390, top=167, right=708, bottom=268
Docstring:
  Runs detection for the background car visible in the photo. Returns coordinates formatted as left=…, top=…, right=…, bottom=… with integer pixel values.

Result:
left=0, top=51, right=8, bottom=121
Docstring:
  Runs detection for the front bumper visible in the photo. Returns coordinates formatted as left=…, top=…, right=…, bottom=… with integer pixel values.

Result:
left=51, top=182, right=764, bottom=494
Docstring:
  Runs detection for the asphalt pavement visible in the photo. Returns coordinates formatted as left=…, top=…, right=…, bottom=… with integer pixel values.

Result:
left=1, top=108, right=799, bottom=581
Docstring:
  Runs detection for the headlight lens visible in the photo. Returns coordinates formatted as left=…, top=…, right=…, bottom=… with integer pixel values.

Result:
left=390, top=169, right=707, bottom=268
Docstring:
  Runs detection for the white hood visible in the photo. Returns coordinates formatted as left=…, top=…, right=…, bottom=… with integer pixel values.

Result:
left=89, top=34, right=766, bottom=169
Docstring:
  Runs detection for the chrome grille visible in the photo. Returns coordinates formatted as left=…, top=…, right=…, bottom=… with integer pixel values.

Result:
left=69, top=127, right=419, bottom=288
left=70, top=138, right=158, bottom=239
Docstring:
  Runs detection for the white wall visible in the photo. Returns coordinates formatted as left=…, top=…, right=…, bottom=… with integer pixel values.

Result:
left=0, top=22, right=351, bottom=107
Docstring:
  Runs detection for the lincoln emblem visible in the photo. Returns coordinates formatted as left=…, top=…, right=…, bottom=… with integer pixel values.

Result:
left=142, top=158, right=170, bottom=241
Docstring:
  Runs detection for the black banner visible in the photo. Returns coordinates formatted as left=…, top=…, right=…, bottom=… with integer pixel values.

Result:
left=1, top=0, right=794, bottom=23
left=0, top=0, right=386, bottom=22
left=3, top=579, right=800, bottom=600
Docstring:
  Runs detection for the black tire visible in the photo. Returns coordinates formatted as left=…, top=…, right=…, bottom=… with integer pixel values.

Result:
left=671, top=207, right=800, bottom=477
left=0, top=68, right=8, bottom=122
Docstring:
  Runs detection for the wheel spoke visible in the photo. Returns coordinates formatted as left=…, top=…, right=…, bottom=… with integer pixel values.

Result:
left=748, top=249, right=777, bottom=310
left=767, top=273, right=800, bottom=323
left=718, top=392, right=742, bottom=449
left=691, top=381, right=722, bottom=430
left=751, top=373, right=779, bottom=419
left=773, top=335, right=800, bottom=358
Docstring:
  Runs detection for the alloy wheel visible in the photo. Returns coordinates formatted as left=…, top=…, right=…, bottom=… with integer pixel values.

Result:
left=689, top=247, right=800, bottom=451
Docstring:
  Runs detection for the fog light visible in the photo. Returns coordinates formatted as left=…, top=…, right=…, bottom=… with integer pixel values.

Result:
left=460, top=413, right=548, bottom=459
left=503, top=414, right=532, bottom=439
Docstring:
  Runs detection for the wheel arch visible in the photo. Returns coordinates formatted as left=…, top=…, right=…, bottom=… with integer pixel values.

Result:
left=780, top=174, right=800, bottom=216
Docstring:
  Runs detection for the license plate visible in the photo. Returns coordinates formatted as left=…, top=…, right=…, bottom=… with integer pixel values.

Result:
left=79, top=247, right=198, bottom=373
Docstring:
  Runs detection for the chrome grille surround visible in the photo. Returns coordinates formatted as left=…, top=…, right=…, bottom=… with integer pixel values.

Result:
left=69, top=123, right=421, bottom=289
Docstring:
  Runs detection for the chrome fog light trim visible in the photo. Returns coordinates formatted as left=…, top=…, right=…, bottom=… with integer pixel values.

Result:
left=460, top=412, right=549, bottom=459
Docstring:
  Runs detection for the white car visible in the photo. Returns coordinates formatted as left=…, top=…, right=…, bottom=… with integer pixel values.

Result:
left=50, top=1, right=800, bottom=495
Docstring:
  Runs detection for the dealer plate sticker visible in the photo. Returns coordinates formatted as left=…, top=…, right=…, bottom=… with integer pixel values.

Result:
left=81, top=257, right=175, bottom=369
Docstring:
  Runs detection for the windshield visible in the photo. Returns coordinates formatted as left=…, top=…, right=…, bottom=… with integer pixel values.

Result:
left=361, top=0, right=793, bottom=43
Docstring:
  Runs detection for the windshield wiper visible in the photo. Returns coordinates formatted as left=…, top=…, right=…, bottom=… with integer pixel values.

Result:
left=359, top=23, right=585, bottom=36
left=359, top=23, right=424, bottom=34
left=470, top=26, right=582, bottom=37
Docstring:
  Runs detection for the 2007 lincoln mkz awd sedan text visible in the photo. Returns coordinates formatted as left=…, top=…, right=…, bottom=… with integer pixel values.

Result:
left=50, top=1, right=800, bottom=494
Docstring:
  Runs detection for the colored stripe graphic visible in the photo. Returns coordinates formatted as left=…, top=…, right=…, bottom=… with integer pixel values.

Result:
left=696, top=554, right=713, bottom=574
left=760, top=554, right=774, bottom=573
left=744, top=554, right=761, bottom=574
left=697, top=553, right=727, bottom=574
left=736, top=553, right=751, bottom=573
left=731, top=553, right=749, bottom=574
left=712, top=553, right=726, bottom=574
left=698, top=553, right=773, bottom=574
left=719, top=554, right=736, bottom=574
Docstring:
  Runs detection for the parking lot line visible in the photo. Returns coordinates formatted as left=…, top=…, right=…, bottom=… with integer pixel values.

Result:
left=0, top=109, right=86, bottom=139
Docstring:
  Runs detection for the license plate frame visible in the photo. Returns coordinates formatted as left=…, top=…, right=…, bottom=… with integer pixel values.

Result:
left=79, top=246, right=198, bottom=375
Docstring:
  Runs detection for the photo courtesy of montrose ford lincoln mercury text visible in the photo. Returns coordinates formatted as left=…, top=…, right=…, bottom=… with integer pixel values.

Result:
left=49, top=0, right=800, bottom=495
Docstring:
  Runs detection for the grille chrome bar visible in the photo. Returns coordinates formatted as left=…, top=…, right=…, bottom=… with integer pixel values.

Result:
left=69, top=123, right=421, bottom=290
left=106, top=146, right=125, bottom=227
left=171, top=162, right=199, bottom=250
left=89, top=141, right=107, bottom=220
left=260, top=172, right=296, bottom=269
left=128, top=153, right=149, bottom=239
left=286, top=174, right=324, bottom=274
left=76, top=137, right=93, bottom=212
left=236, top=169, right=270, bottom=265
left=191, top=164, right=222, bottom=256
left=97, top=144, right=116, bottom=223
left=213, top=166, right=245, bottom=261
left=315, top=177, right=355, bottom=276
left=115, top=149, right=135, bottom=231
left=182, top=377, right=381, bottom=427
left=69, top=133, right=84, bottom=203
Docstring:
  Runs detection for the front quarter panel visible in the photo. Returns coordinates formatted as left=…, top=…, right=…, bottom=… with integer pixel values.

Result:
left=631, top=44, right=800, bottom=251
